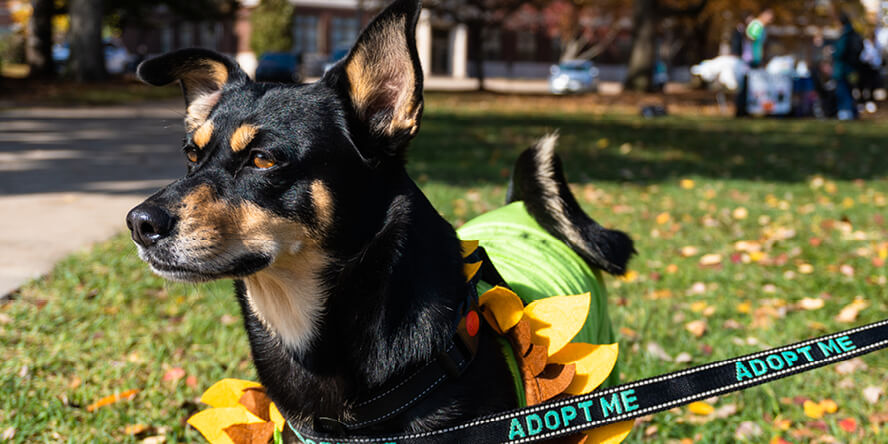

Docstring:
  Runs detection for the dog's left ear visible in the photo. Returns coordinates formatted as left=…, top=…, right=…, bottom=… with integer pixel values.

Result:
left=324, top=0, right=424, bottom=160
left=138, top=49, right=249, bottom=131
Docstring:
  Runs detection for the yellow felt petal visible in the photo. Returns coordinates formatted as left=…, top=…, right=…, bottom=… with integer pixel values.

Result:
left=461, top=240, right=479, bottom=258
left=200, top=379, right=264, bottom=408
left=524, top=293, right=591, bottom=357
left=549, top=343, right=619, bottom=395
left=187, top=407, right=265, bottom=444
left=479, top=286, right=525, bottom=332
left=583, top=419, right=634, bottom=444
left=269, top=403, right=285, bottom=432
left=464, top=261, right=482, bottom=282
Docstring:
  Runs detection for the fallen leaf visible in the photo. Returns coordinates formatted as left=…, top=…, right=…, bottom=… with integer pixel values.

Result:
left=699, top=254, right=722, bottom=266
left=798, top=298, right=824, bottom=310
left=124, top=424, right=149, bottom=435
left=680, top=179, right=695, bottom=189
left=863, top=386, right=883, bottom=404
left=736, top=301, right=752, bottom=314
left=804, top=400, right=824, bottom=419
left=1, top=428, right=14, bottom=441
left=839, top=264, right=855, bottom=277
left=0, top=313, right=10, bottom=325
left=86, top=389, right=140, bottom=412
left=836, top=358, right=868, bottom=375
left=675, top=352, right=693, bottom=363
left=836, top=298, right=868, bottom=323
left=619, top=270, right=638, bottom=283
left=770, top=437, right=791, bottom=444
left=163, top=367, right=186, bottom=383
left=685, top=320, right=708, bottom=338
left=819, top=399, right=838, bottom=414
left=732, top=207, right=749, bottom=220
left=656, top=212, right=671, bottom=225
left=714, top=403, right=738, bottom=418
left=688, top=401, right=714, bottom=415
left=734, top=421, right=762, bottom=440
left=69, top=376, right=82, bottom=390
left=838, top=417, right=858, bottom=433
left=646, top=342, right=673, bottom=362
left=798, top=263, right=815, bottom=274
left=187, top=375, right=199, bottom=389
left=680, top=246, right=700, bottom=257
left=140, top=436, right=166, bottom=444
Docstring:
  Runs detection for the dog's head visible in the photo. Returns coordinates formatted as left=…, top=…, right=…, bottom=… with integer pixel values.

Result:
left=126, top=0, right=424, bottom=284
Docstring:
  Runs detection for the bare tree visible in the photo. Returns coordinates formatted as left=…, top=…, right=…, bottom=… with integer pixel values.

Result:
left=624, top=0, right=707, bottom=92
left=26, top=0, right=55, bottom=78
left=69, top=0, right=106, bottom=82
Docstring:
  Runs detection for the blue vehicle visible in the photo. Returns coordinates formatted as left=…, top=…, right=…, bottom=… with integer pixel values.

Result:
left=255, top=52, right=302, bottom=83
left=549, top=60, right=599, bottom=95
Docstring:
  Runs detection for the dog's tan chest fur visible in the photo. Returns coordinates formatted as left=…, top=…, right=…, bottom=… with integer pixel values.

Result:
left=242, top=247, right=329, bottom=353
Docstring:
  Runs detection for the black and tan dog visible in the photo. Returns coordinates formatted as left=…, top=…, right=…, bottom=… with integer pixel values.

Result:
left=127, top=0, right=633, bottom=440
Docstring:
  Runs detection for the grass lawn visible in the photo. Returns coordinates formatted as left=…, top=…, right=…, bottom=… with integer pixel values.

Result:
left=2, top=92, right=887, bottom=443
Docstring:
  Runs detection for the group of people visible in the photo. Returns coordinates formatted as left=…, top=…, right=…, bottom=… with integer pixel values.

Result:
left=730, top=8, right=884, bottom=120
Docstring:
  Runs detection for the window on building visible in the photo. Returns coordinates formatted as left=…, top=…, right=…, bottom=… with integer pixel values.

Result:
left=161, top=25, right=173, bottom=52
left=482, top=28, right=501, bottom=59
left=200, top=21, right=219, bottom=50
left=330, top=16, right=359, bottom=51
left=292, top=15, right=319, bottom=54
left=180, top=22, right=194, bottom=48
left=516, top=32, right=536, bottom=60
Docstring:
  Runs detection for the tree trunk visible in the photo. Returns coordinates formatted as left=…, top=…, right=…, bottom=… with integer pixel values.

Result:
left=69, top=0, right=106, bottom=82
left=26, top=0, right=55, bottom=78
left=624, top=0, right=657, bottom=92
left=469, top=20, right=486, bottom=91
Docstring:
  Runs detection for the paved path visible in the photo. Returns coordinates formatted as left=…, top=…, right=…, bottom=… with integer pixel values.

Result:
left=0, top=103, right=185, bottom=296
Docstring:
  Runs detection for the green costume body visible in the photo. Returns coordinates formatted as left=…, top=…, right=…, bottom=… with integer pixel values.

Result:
left=457, top=202, right=619, bottom=397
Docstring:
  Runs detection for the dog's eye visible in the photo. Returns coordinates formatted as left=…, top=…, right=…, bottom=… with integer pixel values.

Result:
left=185, top=149, right=199, bottom=163
left=251, top=152, right=276, bottom=169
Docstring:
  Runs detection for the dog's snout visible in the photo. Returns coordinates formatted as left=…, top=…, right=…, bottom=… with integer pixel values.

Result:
left=126, top=204, right=175, bottom=248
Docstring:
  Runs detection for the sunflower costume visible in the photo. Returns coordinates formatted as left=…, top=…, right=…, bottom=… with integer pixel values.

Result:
left=189, top=202, right=631, bottom=443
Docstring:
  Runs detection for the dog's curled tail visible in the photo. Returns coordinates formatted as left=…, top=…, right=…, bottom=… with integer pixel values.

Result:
left=507, top=134, right=636, bottom=275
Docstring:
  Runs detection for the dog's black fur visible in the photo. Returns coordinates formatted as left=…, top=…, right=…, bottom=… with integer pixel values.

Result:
left=127, top=0, right=634, bottom=437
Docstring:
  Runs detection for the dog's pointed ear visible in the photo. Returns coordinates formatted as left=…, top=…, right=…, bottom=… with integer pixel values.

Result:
left=138, top=49, right=248, bottom=130
left=324, top=0, right=424, bottom=159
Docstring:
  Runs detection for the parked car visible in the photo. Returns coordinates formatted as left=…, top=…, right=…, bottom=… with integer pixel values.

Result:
left=51, top=39, right=135, bottom=75
left=549, top=60, right=599, bottom=94
left=255, top=52, right=302, bottom=83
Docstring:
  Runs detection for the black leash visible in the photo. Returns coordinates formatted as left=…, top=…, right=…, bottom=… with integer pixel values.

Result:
left=290, top=318, right=888, bottom=444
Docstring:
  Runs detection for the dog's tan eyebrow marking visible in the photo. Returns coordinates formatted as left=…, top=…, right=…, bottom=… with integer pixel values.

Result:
left=310, top=180, right=334, bottom=232
left=231, top=124, right=259, bottom=153
left=193, top=121, right=214, bottom=149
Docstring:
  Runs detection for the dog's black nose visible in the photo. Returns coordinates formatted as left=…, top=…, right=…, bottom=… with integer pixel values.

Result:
left=126, top=204, right=174, bottom=247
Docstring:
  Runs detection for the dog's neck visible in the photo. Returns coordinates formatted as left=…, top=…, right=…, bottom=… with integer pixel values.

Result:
left=236, top=172, right=468, bottom=426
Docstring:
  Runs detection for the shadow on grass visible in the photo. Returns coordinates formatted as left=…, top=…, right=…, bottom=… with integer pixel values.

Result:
left=410, top=111, right=888, bottom=186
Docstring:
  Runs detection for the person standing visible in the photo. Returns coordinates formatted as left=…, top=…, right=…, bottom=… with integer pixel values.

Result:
left=833, top=12, right=861, bottom=120
left=735, top=10, right=773, bottom=117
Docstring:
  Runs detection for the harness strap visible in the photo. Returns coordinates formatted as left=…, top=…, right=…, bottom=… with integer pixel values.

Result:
left=311, top=247, right=492, bottom=433
left=291, top=318, right=888, bottom=444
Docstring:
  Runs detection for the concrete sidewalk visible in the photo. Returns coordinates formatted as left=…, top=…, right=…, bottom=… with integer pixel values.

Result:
left=0, top=103, right=185, bottom=296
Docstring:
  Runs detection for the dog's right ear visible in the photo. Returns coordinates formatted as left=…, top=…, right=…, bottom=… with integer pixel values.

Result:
left=322, top=0, right=424, bottom=162
left=138, top=49, right=248, bottom=130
